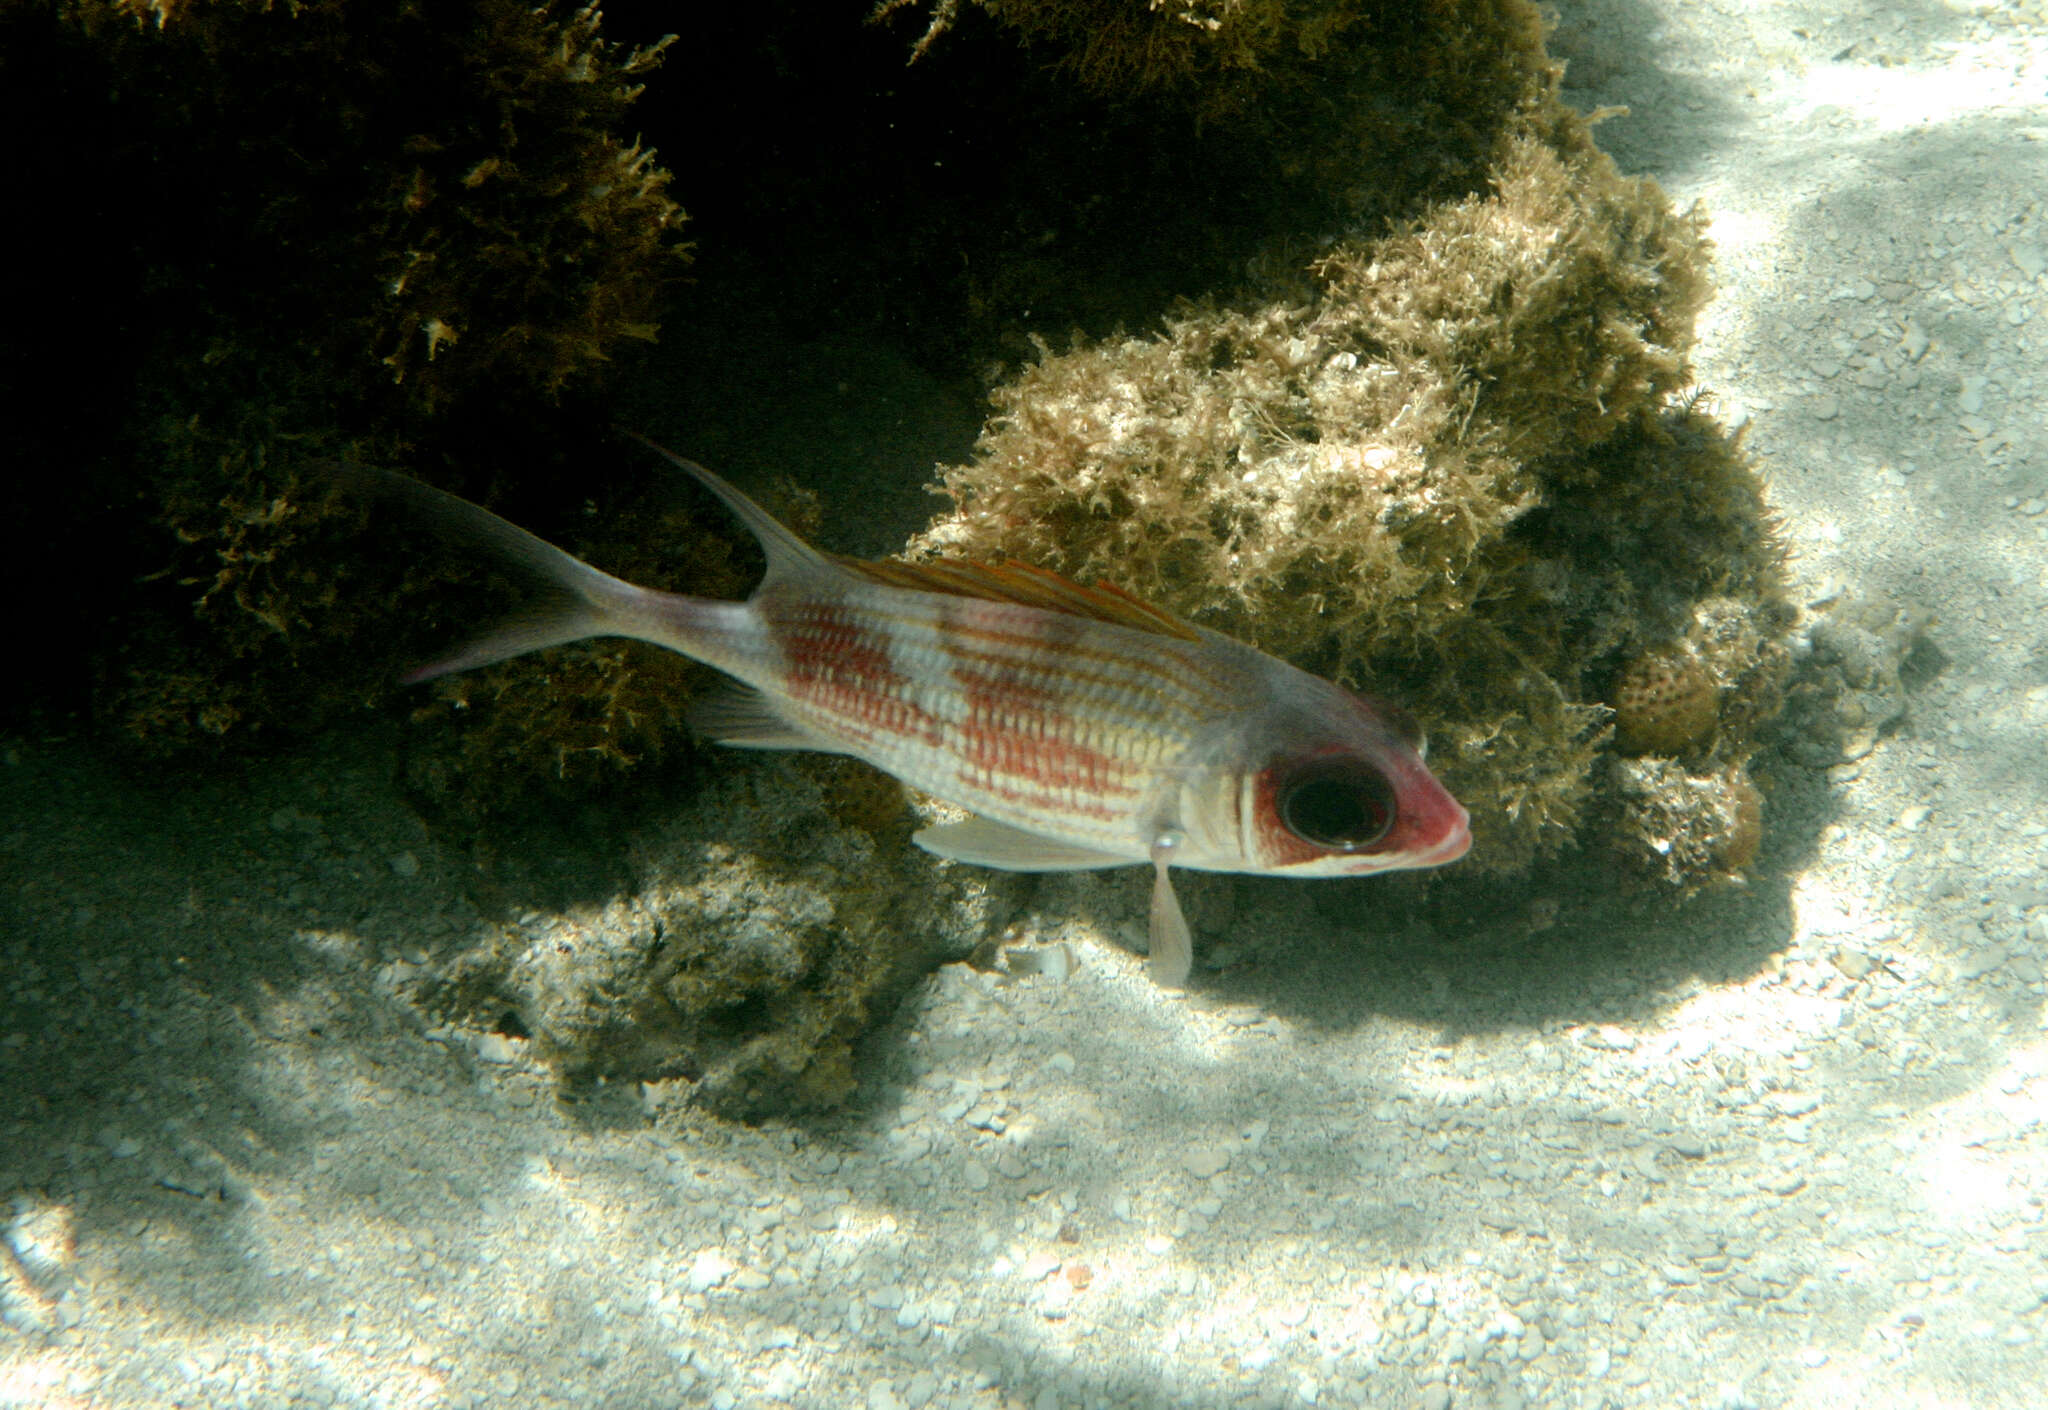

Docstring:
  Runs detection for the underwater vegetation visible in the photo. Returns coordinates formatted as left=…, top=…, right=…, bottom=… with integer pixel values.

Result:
left=913, top=131, right=1788, bottom=886
left=8, top=0, right=1797, bottom=1109
left=4, top=0, right=687, bottom=752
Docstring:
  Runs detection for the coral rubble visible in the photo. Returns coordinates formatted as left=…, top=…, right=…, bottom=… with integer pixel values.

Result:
left=427, top=756, right=1026, bottom=1117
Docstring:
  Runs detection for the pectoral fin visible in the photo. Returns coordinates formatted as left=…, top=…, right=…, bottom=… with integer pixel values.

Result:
left=912, top=818, right=1133, bottom=872
left=1147, top=835, right=1193, bottom=988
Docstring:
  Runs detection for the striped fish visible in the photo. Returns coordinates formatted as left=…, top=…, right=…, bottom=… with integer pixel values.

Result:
left=386, top=437, right=1470, bottom=985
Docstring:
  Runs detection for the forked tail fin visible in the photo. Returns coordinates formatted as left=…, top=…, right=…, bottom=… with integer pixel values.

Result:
left=318, top=460, right=676, bottom=684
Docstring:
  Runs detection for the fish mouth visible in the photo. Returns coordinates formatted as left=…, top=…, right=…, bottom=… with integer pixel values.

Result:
left=1329, top=812, right=1468, bottom=875
left=1413, top=802, right=1472, bottom=867
left=1420, top=823, right=1472, bottom=867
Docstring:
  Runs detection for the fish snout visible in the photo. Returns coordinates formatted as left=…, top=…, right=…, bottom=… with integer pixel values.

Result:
left=1408, top=783, right=1471, bottom=867
left=1420, top=803, right=1472, bottom=866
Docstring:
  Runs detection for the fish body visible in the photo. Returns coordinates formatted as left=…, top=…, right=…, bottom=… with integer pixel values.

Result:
left=391, top=438, right=1471, bottom=984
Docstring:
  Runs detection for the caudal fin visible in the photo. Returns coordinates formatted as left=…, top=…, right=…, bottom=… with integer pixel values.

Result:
left=320, top=460, right=661, bottom=684
left=397, top=603, right=614, bottom=685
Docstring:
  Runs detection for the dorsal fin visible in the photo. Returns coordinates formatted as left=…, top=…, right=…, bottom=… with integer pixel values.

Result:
left=622, top=430, right=1198, bottom=640
left=837, top=555, right=1201, bottom=642
left=622, top=430, right=834, bottom=585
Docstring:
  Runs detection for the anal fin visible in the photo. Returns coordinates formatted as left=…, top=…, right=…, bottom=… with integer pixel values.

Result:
left=913, top=818, right=1133, bottom=872
left=689, top=683, right=837, bottom=752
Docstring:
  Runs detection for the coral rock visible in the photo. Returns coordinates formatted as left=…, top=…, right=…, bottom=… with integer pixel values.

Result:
left=1612, top=757, right=1765, bottom=888
left=430, top=756, right=1025, bottom=1118
left=1611, top=644, right=1721, bottom=757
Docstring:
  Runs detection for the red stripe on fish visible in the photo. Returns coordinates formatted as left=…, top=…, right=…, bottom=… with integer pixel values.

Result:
left=951, top=660, right=1140, bottom=805
left=914, top=614, right=1240, bottom=718
left=972, top=776, right=1124, bottom=822
left=769, top=599, right=942, bottom=747
left=939, top=604, right=1143, bottom=805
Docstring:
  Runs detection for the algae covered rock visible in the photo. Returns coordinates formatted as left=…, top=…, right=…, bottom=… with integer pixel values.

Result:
left=11, top=0, right=1806, bottom=1121
left=1609, top=756, right=1765, bottom=888
left=910, top=91, right=1788, bottom=887
left=1778, top=588, right=1938, bottom=771
left=429, top=757, right=1026, bottom=1118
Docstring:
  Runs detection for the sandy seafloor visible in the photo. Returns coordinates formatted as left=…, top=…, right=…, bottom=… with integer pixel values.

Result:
left=6, top=3, right=2048, bottom=1408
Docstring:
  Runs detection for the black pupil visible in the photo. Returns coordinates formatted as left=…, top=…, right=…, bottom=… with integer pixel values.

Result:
left=1281, top=767, right=1395, bottom=849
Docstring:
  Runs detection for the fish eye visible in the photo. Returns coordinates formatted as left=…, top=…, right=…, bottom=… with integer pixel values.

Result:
left=1279, top=761, right=1397, bottom=850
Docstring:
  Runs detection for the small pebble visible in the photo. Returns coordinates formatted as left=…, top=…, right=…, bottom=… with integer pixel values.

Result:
left=1958, top=949, right=2008, bottom=981
left=476, top=1033, right=518, bottom=1064
left=687, top=1250, right=735, bottom=1293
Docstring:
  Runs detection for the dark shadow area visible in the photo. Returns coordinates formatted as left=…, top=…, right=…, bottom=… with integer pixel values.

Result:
left=1217, top=817, right=1802, bottom=1041
left=1549, top=0, right=1747, bottom=178
left=0, top=724, right=1381, bottom=1407
left=0, top=729, right=421, bottom=1330
left=602, top=0, right=1446, bottom=379
left=0, top=724, right=706, bottom=1361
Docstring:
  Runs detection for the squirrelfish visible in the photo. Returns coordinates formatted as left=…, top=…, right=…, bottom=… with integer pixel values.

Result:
left=390, top=438, right=1471, bottom=985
